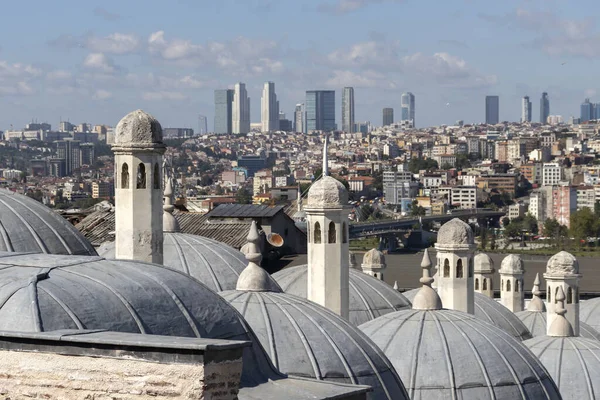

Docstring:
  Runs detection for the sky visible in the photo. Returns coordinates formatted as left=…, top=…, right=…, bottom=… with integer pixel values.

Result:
left=1, top=0, right=599, bottom=131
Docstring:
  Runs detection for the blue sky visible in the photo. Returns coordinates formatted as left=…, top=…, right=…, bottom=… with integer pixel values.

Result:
left=1, top=0, right=599, bottom=130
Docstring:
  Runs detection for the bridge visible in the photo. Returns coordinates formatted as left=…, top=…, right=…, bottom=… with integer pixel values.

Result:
left=349, top=209, right=506, bottom=239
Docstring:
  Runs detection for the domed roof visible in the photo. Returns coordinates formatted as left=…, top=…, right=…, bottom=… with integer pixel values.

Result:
left=546, top=251, right=579, bottom=277
left=499, top=254, right=524, bottom=274
left=435, top=218, right=474, bottom=246
left=273, top=264, right=411, bottom=326
left=220, top=290, right=409, bottom=400
left=0, top=251, right=303, bottom=389
left=474, top=252, right=494, bottom=273
left=362, top=248, right=386, bottom=268
left=404, top=289, right=532, bottom=341
left=579, top=297, right=600, bottom=332
left=114, top=109, right=163, bottom=145
left=525, top=335, right=600, bottom=399
left=359, top=309, right=560, bottom=399
left=0, top=189, right=97, bottom=256
left=98, top=232, right=246, bottom=292
left=307, top=176, right=348, bottom=208
left=516, top=311, right=600, bottom=341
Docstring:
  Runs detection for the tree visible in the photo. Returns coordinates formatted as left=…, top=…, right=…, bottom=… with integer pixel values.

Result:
left=441, top=163, right=453, bottom=170
left=235, top=188, right=252, bottom=204
left=480, top=227, right=488, bottom=250
left=455, top=154, right=471, bottom=170
left=408, top=200, right=426, bottom=217
left=490, top=232, right=497, bottom=250
left=408, top=157, right=438, bottom=174
left=570, top=208, right=598, bottom=245
left=544, top=218, right=568, bottom=245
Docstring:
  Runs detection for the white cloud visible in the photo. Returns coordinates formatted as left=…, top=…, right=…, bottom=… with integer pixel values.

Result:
left=142, top=91, right=187, bottom=101
left=0, top=61, right=41, bottom=78
left=83, top=53, right=116, bottom=73
left=325, top=69, right=387, bottom=88
left=87, top=33, right=139, bottom=54
left=46, top=70, right=72, bottom=81
left=327, top=40, right=400, bottom=69
left=318, top=0, right=402, bottom=15
left=93, top=89, right=112, bottom=100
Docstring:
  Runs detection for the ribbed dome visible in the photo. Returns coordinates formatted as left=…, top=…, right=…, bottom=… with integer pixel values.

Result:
left=0, top=251, right=297, bottom=388
left=220, top=290, right=409, bottom=400
left=360, top=309, right=561, bottom=400
left=525, top=335, right=600, bottom=400
left=307, top=176, right=348, bottom=208
left=579, top=297, right=600, bottom=332
left=98, top=232, right=246, bottom=292
left=436, top=218, right=474, bottom=246
left=114, top=109, right=162, bottom=144
left=516, top=311, right=600, bottom=341
left=474, top=252, right=494, bottom=273
left=404, top=289, right=532, bottom=341
left=0, top=189, right=97, bottom=256
left=273, top=264, right=411, bottom=326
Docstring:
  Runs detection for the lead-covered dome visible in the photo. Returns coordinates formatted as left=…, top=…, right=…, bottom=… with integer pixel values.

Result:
left=0, top=189, right=97, bottom=256
left=404, top=289, right=532, bottom=341
left=500, top=254, right=524, bottom=274
left=98, top=232, right=246, bottom=292
left=579, top=297, right=600, bottom=332
left=525, top=335, right=600, bottom=400
left=273, top=264, right=411, bottom=326
left=360, top=309, right=560, bottom=399
left=516, top=311, right=600, bottom=341
left=307, top=176, right=348, bottom=208
left=436, top=218, right=474, bottom=246
left=114, top=109, right=162, bottom=145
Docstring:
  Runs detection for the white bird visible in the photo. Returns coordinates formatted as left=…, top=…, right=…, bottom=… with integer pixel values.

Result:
left=446, top=102, right=451, bottom=106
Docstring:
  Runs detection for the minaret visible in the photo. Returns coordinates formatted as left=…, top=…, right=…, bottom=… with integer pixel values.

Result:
left=434, top=218, right=476, bottom=314
left=361, top=248, right=386, bottom=280
left=527, top=273, right=546, bottom=312
left=305, top=135, right=350, bottom=319
left=163, top=171, right=180, bottom=233
left=474, top=253, right=494, bottom=298
left=499, top=254, right=525, bottom=312
left=412, top=249, right=443, bottom=311
left=113, top=110, right=166, bottom=264
left=544, top=251, right=581, bottom=336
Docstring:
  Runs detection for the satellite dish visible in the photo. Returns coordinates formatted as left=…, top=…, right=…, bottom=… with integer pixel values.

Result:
left=266, top=232, right=284, bottom=248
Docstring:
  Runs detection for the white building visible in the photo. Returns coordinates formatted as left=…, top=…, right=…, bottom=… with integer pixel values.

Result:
left=450, top=186, right=477, bottom=209
left=261, top=82, right=279, bottom=132
left=232, top=82, right=250, bottom=134
left=542, top=163, right=562, bottom=186
left=576, top=186, right=596, bottom=211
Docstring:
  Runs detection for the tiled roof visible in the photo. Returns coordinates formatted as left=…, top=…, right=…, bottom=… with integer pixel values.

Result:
left=207, top=204, right=284, bottom=218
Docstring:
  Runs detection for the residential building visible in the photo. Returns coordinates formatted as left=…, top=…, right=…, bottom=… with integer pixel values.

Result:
left=476, top=174, right=517, bottom=196
left=214, top=89, right=233, bottom=134
left=540, top=92, right=550, bottom=123
left=92, top=181, right=113, bottom=199
left=576, top=186, right=596, bottom=211
left=306, top=90, right=335, bottom=132
left=529, top=190, right=547, bottom=223
left=342, top=87, right=355, bottom=133
left=520, top=163, right=541, bottom=185
left=508, top=202, right=526, bottom=220
left=294, top=103, right=306, bottom=133
left=237, top=155, right=266, bottom=178
left=383, top=170, right=417, bottom=204
left=551, top=183, right=576, bottom=228
left=521, top=96, right=532, bottom=122
left=450, top=186, right=477, bottom=209
left=261, top=82, right=279, bottom=132
left=485, top=95, right=499, bottom=124
left=542, top=163, right=562, bottom=186
left=401, top=92, right=415, bottom=127
left=495, top=141, right=508, bottom=162
left=383, top=108, right=394, bottom=126
left=435, top=154, right=457, bottom=168
left=232, top=83, right=250, bottom=134
left=80, top=143, right=96, bottom=166
left=348, top=176, right=375, bottom=193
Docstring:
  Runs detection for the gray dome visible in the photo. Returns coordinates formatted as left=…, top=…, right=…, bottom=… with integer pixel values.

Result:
left=546, top=251, right=579, bottom=276
left=220, top=290, right=409, bottom=400
left=474, top=252, right=494, bottom=273
left=0, top=189, right=97, bottom=256
left=98, top=232, right=246, bottom=292
left=307, top=176, right=348, bottom=208
left=516, top=310, right=600, bottom=341
left=525, top=335, right=600, bottom=400
left=360, top=309, right=561, bottom=400
left=579, top=297, right=600, bottom=332
left=114, top=109, right=162, bottom=145
left=0, top=251, right=294, bottom=388
left=436, top=218, right=473, bottom=246
left=404, top=289, right=532, bottom=341
left=500, top=254, right=524, bottom=274
left=273, top=264, right=411, bottom=326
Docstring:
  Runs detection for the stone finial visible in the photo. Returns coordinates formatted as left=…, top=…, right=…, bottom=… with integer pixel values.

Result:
left=527, top=273, right=546, bottom=312
left=435, top=218, right=474, bottom=247
left=393, top=281, right=399, bottom=291
left=362, top=248, right=386, bottom=270
left=323, top=134, right=329, bottom=177
left=546, top=251, right=579, bottom=277
left=548, top=286, right=574, bottom=337
left=499, top=254, right=524, bottom=274
left=163, top=174, right=180, bottom=233
left=236, top=221, right=282, bottom=292
left=114, top=109, right=163, bottom=145
left=412, top=248, right=443, bottom=310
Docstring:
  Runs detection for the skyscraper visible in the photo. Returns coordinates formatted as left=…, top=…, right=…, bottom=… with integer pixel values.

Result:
left=261, top=82, right=279, bottom=132
left=342, top=87, right=355, bottom=133
left=383, top=108, right=394, bottom=126
left=485, top=95, right=499, bottom=124
left=581, top=98, right=593, bottom=122
left=214, top=89, right=233, bottom=134
left=540, top=92, right=550, bottom=124
left=400, top=92, right=415, bottom=126
left=306, top=90, right=335, bottom=132
left=521, top=96, right=532, bottom=123
left=198, top=115, right=208, bottom=135
left=56, top=139, right=81, bottom=175
left=232, top=82, right=250, bottom=134
left=294, top=103, right=306, bottom=133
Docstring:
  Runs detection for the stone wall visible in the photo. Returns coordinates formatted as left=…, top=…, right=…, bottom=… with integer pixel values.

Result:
left=0, top=350, right=243, bottom=399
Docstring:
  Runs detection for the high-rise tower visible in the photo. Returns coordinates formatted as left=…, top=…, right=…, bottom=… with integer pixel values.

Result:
left=214, top=89, right=233, bottom=134
left=306, top=90, right=335, bottom=132
left=261, top=82, right=279, bottom=132
left=400, top=92, right=415, bottom=127
left=232, top=82, right=250, bottom=134
left=342, top=87, right=355, bottom=133
left=540, top=92, right=550, bottom=124
left=522, top=96, right=532, bottom=122
left=294, top=103, right=306, bottom=133
left=383, top=108, right=394, bottom=126
left=485, top=95, right=499, bottom=124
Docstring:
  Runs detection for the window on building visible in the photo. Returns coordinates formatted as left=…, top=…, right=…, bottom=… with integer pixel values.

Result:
left=314, top=222, right=321, bottom=244
left=475, top=278, right=479, bottom=290
left=515, top=280, right=520, bottom=293
left=136, top=163, right=146, bottom=189
left=121, top=163, right=129, bottom=189
left=342, top=222, right=348, bottom=243
left=307, top=223, right=310, bottom=242
left=153, top=163, right=160, bottom=190
left=456, top=259, right=463, bottom=278
left=567, top=287, right=573, bottom=304
left=507, top=280, right=511, bottom=292
left=548, top=286, right=551, bottom=303
left=483, top=279, right=488, bottom=291
left=328, top=221, right=336, bottom=244
left=502, top=279, right=504, bottom=291
left=468, top=258, right=473, bottom=277
left=443, top=259, right=450, bottom=277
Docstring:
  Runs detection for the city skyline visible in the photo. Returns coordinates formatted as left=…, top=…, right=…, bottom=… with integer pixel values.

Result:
left=0, top=1, right=598, bottom=130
